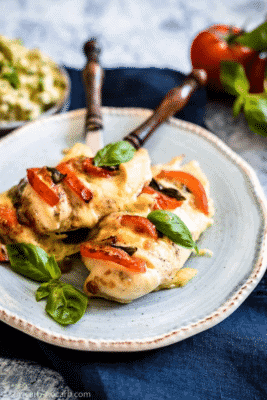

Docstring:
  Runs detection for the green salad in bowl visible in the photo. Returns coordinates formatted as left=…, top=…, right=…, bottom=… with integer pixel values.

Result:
left=0, top=34, right=70, bottom=133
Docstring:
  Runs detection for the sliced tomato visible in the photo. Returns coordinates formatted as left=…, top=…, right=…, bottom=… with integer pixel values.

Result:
left=57, top=162, right=93, bottom=203
left=120, top=214, right=158, bottom=240
left=27, top=168, right=60, bottom=207
left=80, top=243, right=146, bottom=273
left=0, top=205, right=20, bottom=234
left=156, top=170, right=209, bottom=215
left=141, top=186, right=183, bottom=210
left=82, top=158, right=117, bottom=178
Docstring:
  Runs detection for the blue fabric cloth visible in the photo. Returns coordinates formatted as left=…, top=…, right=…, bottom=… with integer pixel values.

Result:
left=67, top=67, right=207, bottom=127
left=1, top=68, right=266, bottom=400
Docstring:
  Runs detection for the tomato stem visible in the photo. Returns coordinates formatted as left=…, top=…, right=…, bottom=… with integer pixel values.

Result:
left=226, top=26, right=245, bottom=45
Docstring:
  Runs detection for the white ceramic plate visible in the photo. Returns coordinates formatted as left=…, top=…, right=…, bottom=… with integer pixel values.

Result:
left=0, top=107, right=266, bottom=352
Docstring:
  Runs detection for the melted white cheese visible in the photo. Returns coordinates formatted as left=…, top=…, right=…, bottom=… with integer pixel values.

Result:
left=81, top=156, right=214, bottom=303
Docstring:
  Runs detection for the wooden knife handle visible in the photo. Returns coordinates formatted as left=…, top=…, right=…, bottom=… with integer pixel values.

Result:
left=123, top=69, right=207, bottom=149
left=82, top=39, right=104, bottom=132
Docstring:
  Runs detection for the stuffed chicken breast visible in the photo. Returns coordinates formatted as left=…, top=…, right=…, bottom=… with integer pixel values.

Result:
left=81, top=156, right=214, bottom=303
left=15, top=143, right=152, bottom=233
left=0, top=142, right=152, bottom=261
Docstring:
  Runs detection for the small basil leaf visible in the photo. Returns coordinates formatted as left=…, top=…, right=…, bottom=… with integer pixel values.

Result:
left=160, top=187, right=186, bottom=201
left=45, top=255, right=62, bottom=279
left=147, top=210, right=199, bottom=254
left=149, top=179, right=186, bottom=201
left=45, top=283, right=88, bottom=325
left=110, top=244, right=138, bottom=256
left=243, top=94, right=267, bottom=136
left=59, top=227, right=91, bottom=244
left=235, top=21, right=267, bottom=52
left=38, top=76, right=44, bottom=92
left=46, top=167, right=66, bottom=184
left=6, top=243, right=61, bottom=282
left=35, top=279, right=60, bottom=301
left=2, top=66, right=20, bottom=89
left=220, top=61, right=249, bottom=96
left=233, top=95, right=245, bottom=118
left=149, top=178, right=162, bottom=191
left=94, top=141, right=136, bottom=167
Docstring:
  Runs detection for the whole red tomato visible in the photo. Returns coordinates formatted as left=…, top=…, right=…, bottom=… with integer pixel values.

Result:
left=190, top=24, right=258, bottom=92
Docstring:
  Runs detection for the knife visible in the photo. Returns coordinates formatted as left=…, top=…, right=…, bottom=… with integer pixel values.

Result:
left=82, top=38, right=104, bottom=154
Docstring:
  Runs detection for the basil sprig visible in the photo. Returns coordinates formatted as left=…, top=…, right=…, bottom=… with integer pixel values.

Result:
left=220, top=61, right=267, bottom=137
left=6, top=243, right=88, bottom=326
left=36, top=280, right=88, bottom=326
left=93, top=141, right=136, bottom=167
left=6, top=243, right=61, bottom=282
left=2, top=65, right=20, bottom=89
left=147, top=210, right=199, bottom=254
left=234, top=21, right=267, bottom=52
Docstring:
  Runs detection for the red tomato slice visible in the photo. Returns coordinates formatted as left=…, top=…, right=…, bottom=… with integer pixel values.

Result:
left=82, top=158, right=117, bottom=178
left=120, top=214, right=158, bottom=240
left=156, top=170, right=209, bottom=216
left=80, top=243, right=146, bottom=273
left=0, top=205, right=20, bottom=234
left=141, top=186, right=183, bottom=210
left=57, top=162, right=93, bottom=203
left=27, top=168, right=60, bottom=207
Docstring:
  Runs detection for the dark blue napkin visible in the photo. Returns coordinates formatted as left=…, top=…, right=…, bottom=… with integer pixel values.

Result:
left=1, top=68, right=266, bottom=400
left=67, top=67, right=206, bottom=127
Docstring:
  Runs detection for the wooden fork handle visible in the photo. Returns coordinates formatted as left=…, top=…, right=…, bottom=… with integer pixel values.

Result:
left=123, top=69, right=207, bottom=149
left=82, top=39, right=104, bottom=132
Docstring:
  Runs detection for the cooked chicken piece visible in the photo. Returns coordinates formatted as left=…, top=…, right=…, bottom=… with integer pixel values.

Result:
left=81, top=157, right=214, bottom=303
left=0, top=192, right=82, bottom=261
left=0, top=143, right=152, bottom=261
left=16, top=143, right=152, bottom=233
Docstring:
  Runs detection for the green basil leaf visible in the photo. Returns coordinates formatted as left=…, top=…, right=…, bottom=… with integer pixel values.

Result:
left=35, top=279, right=60, bottom=301
left=220, top=61, right=250, bottom=96
left=93, top=141, right=136, bottom=167
left=0, top=42, right=13, bottom=63
left=38, top=76, right=44, bottom=92
left=235, top=21, right=267, bottom=52
left=147, top=210, right=199, bottom=253
left=6, top=243, right=61, bottom=282
left=243, top=94, right=267, bottom=136
left=2, top=66, right=20, bottom=89
left=233, top=95, right=245, bottom=118
left=45, top=283, right=88, bottom=325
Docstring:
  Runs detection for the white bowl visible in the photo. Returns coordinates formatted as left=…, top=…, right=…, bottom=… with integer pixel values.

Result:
left=0, top=66, right=71, bottom=137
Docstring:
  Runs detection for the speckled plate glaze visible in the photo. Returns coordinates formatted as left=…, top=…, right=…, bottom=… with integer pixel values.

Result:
left=0, top=107, right=267, bottom=352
